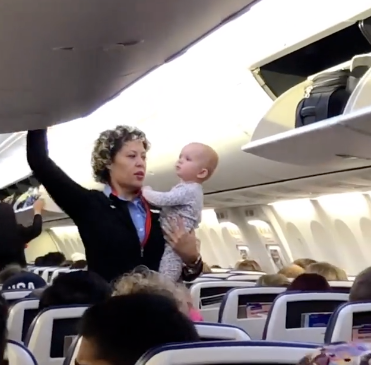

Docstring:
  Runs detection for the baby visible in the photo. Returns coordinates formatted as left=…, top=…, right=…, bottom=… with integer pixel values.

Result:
left=142, top=142, right=219, bottom=282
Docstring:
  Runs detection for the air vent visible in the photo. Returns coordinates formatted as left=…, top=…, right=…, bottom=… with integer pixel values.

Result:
left=244, top=209, right=255, bottom=217
left=216, top=211, right=229, bottom=220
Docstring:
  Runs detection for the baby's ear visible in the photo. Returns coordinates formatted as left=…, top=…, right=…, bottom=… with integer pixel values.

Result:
left=197, top=168, right=208, bottom=180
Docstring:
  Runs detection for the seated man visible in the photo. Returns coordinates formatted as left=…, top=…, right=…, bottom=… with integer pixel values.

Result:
left=77, top=292, right=200, bottom=365
left=39, top=270, right=112, bottom=310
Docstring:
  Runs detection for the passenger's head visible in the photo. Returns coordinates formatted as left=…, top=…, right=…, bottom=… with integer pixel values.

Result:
left=211, top=265, right=221, bottom=269
left=350, top=266, right=371, bottom=302
left=306, top=262, right=348, bottom=281
left=0, top=264, right=25, bottom=284
left=234, top=259, right=262, bottom=272
left=34, top=256, right=44, bottom=266
left=256, top=274, right=290, bottom=287
left=39, top=271, right=112, bottom=311
left=42, top=252, right=66, bottom=266
left=71, top=260, right=87, bottom=269
left=77, top=293, right=200, bottom=365
left=0, top=294, right=7, bottom=363
left=113, top=269, right=188, bottom=315
left=92, top=125, right=150, bottom=191
left=176, top=143, right=218, bottom=183
left=293, top=258, right=317, bottom=269
left=202, top=262, right=212, bottom=274
left=2, top=272, right=46, bottom=290
left=278, top=264, right=305, bottom=279
left=287, top=273, right=331, bottom=292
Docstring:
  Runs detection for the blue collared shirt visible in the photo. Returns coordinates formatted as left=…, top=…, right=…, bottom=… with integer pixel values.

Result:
left=103, top=185, right=147, bottom=242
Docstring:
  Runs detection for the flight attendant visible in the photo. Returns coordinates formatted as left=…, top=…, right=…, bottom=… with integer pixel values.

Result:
left=0, top=198, right=44, bottom=269
left=27, top=126, right=203, bottom=283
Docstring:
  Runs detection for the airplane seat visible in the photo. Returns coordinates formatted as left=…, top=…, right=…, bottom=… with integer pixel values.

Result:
left=24, top=305, right=88, bottom=365
left=135, top=341, right=320, bottom=365
left=343, top=54, right=371, bottom=114
left=63, top=323, right=251, bottom=365
left=190, top=281, right=254, bottom=322
left=7, top=339, right=38, bottom=365
left=41, top=268, right=60, bottom=284
left=328, top=281, right=352, bottom=293
left=226, top=274, right=264, bottom=282
left=7, top=299, right=40, bottom=343
left=218, top=287, right=285, bottom=340
left=263, top=292, right=348, bottom=342
left=62, top=336, right=81, bottom=365
left=324, top=301, right=371, bottom=343
left=194, top=323, right=251, bottom=341
left=2, top=290, right=33, bottom=306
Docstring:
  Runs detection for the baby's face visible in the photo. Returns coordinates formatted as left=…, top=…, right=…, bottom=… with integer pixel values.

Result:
left=176, top=143, right=208, bottom=182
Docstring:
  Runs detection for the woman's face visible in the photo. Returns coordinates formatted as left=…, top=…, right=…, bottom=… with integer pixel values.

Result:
left=109, top=140, right=147, bottom=191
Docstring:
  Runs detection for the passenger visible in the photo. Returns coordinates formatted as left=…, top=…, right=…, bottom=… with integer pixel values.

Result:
left=60, top=260, right=73, bottom=267
left=27, top=127, right=202, bottom=283
left=306, top=262, right=348, bottom=281
left=113, top=269, right=198, bottom=320
left=38, top=271, right=112, bottom=311
left=71, top=260, right=87, bottom=269
left=77, top=293, right=200, bottom=365
left=278, top=264, right=304, bottom=279
left=34, top=256, right=45, bottom=266
left=293, top=258, right=317, bottom=269
left=2, top=271, right=46, bottom=290
left=210, top=265, right=221, bottom=269
left=142, top=143, right=218, bottom=282
left=0, top=265, right=25, bottom=284
left=0, top=199, right=44, bottom=269
left=42, top=251, right=66, bottom=266
left=256, top=274, right=290, bottom=287
left=234, top=259, right=262, bottom=271
left=202, top=262, right=212, bottom=274
left=286, top=273, right=330, bottom=292
left=349, top=266, right=371, bottom=302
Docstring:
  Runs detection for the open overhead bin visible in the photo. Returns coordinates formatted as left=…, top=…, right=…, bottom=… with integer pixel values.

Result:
left=0, top=174, right=67, bottom=226
left=243, top=9, right=371, bottom=169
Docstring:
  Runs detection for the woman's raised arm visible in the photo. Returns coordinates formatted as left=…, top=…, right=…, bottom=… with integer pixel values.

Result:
left=27, top=129, right=91, bottom=219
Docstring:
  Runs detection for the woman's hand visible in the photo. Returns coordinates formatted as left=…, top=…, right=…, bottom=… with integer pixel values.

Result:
left=162, top=216, right=199, bottom=265
left=33, top=198, right=45, bottom=215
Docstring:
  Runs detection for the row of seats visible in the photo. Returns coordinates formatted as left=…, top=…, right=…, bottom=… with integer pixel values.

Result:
left=7, top=267, right=363, bottom=365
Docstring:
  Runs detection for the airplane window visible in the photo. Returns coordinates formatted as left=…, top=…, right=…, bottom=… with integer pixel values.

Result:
left=258, top=19, right=371, bottom=97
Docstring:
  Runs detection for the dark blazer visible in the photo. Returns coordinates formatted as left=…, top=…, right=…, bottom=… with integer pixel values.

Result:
left=27, top=129, right=202, bottom=283
left=0, top=203, right=42, bottom=269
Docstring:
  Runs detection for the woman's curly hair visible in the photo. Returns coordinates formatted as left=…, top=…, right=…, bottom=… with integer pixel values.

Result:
left=113, top=268, right=189, bottom=315
left=91, top=125, right=150, bottom=183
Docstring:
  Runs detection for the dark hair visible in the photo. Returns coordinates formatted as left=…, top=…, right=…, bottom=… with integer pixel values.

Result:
left=287, top=273, right=331, bottom=292
left=34, top=256, right=44, bottom=266
left=91, top=125, right=150, bottom=184
left=39, top=271, right=112, bottom=311
left=42, top=252, right=66, bottom=266
left=79, top=293, right=200, bottom=365
left=71, top=260, right=87, bottom=269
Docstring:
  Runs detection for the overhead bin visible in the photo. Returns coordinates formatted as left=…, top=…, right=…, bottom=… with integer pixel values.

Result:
left=0, top=174, right=67, bottom=225
left=242, top=11, right=371, bottom=168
